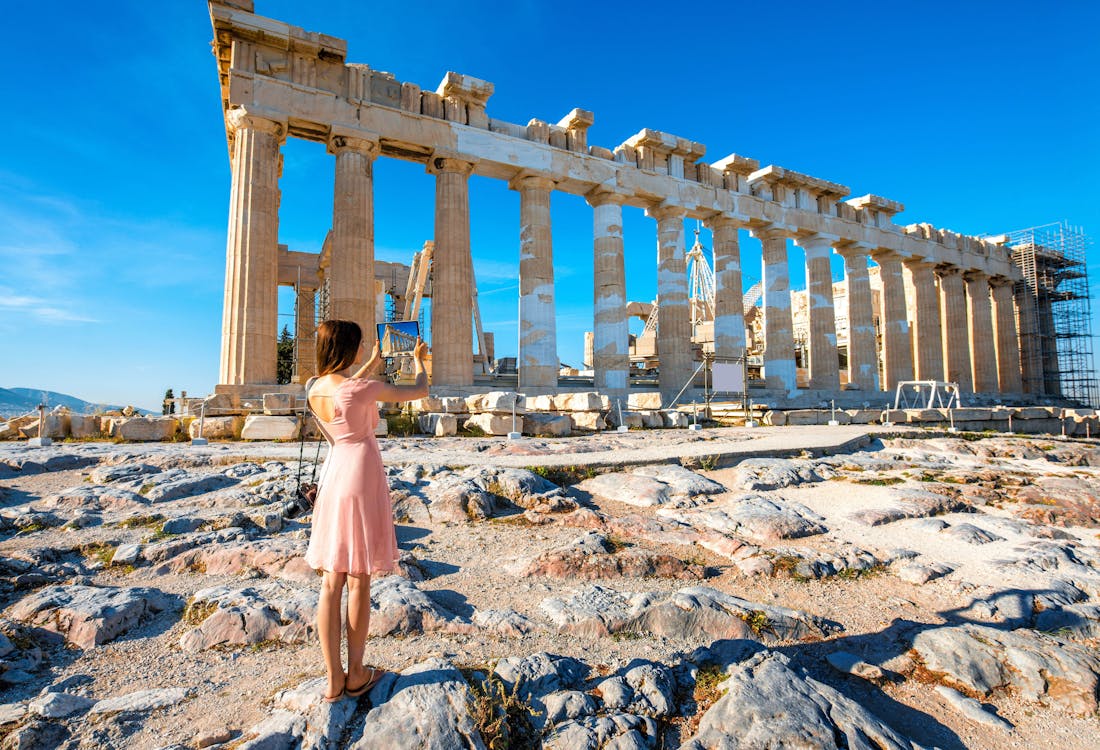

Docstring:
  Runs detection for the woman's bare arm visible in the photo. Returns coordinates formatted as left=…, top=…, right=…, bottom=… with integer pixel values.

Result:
left=351, top=340, right=383, bottom=380
left=372, top=339, right=429, bottom=403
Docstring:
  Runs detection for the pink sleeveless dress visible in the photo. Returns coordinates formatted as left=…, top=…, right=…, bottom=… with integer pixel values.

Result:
left=304, top=378, right=399, bottom=575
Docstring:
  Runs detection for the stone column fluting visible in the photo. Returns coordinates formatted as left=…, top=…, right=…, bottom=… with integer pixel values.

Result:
left=294, top=286, right=317, bottom=383
left=647, top=205, right=693, bottom=404
left=838, top=247, right=879, bottom=391
left=937, top=266, right=973, bottom=392
left=991, top=279, right=1023, bottom=393
left=587, top=189, right=629, bottom=396
left=795, top=234, right=840, bottom=391
left=753, top=227, right=798, bottom=392
left=328, top=130, right=379, bottom=350
left=965, top=271, right=998, bottom=393
left=706, top=216, right=747, bottom=363
left=902, top=258, right=944, bottom=381
left=872, top=251, right=914, bottom=391
left=511, top=173, right=558, bottom=391
left=427, top=155, right=477, bottom=387
left=219, top=107, right=286, bottom=386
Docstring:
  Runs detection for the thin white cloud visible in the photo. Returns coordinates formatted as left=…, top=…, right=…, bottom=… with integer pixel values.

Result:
left=0, top=287, right=99, bottom=324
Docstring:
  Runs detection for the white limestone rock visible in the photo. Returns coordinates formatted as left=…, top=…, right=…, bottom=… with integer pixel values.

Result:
left=89, top=687, right=192, bottom=715
left=352, top=658, right=485, bottom=750
left=569, top=412, right=606, bottom=431
left=934, top=685, right=1013, bottom=731
left=467, top=391, right=524, bottom=414
left=418, top=413, right=457, bottom=437
left=627, top=392, right=662, bottom=410
left=523, top=413, right=572, bottom=437
left=69, top=415, right=102, bottom=438
left=179, top=580, right=318, bottom=652
left=241, top=415, right=299, bottom=441
left=681, top=650, right=925, bottom=750
left=189, top=416, right=243, bottom=439
left=8, top=584, right=172, bottom=649
left=573, top=473, right=671, bottom=507
left=41, top=485, right=148, bottom=512
left=463, top=413, right=514, bottom=436
left=731, top=458, right=826, bottom=491
left=544, top=713, right=657, bottom=750
left=659, top=495, right=827, bottom=544
left=109, top=417, right=179, bottom=442
left=262, top=392, right=295, bottom=415
left=29, top=691, right=95, bottom=719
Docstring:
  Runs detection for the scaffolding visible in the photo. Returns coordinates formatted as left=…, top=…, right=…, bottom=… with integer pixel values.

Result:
left=1006, top=221, right=1097, bottom=407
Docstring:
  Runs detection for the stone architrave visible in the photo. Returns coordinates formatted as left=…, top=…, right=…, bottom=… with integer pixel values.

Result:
left=587, top=189, right=629, bottom=396
left=795, top=234, right=840, bottom=390
left=872, top=251, right=913, bottom=391
left=294, top=285, right=317, bottom=383
left=328, top=129, right=379, bottom=349
left=937, top=267, right=973, bottom=392
left=512, top=173, right=558, bottom=391
left=902, top=259, right=944, bottom=381
left=427, top=155, right=477, bottom=387
left=965, top=271, right=998, bottom=393
left=754, top=228, right=797, bottom=392
left=838, top=247, right=879, bottom=391
left=648, top=205, right=693, bottom=404
left=991, top=280, right=1023, bottom=393
left=219, top=108, right=287, bottom=386
left=706, top=216, right=747, bottom=364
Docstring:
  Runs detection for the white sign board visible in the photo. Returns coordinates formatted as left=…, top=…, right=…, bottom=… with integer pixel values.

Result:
left=712, top=362, right=745, bottom=393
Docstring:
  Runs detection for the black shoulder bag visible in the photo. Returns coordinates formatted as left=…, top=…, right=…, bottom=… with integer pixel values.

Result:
left=285, top=396, right=323, bottom=519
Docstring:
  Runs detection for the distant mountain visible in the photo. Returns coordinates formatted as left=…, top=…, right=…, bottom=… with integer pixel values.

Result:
left=0, top=388, right=153, bottom=418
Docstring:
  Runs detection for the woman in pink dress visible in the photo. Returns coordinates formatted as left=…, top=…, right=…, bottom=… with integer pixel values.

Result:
left=304, top=319, right=428, bottom=702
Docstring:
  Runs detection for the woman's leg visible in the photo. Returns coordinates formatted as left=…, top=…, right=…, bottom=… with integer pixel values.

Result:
left=345, top=573, right=374, bottom=688
left=318, top=570, right=347, bottom=697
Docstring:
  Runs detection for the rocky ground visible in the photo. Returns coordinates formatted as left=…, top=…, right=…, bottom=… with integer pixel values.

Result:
left=0, top=426, right=1098, bottom=749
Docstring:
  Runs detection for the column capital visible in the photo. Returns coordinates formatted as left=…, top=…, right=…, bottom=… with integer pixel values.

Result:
left=645, top=203, right=687, bottom=222
left=962, top=269, right=989, bottom=283
left=426, top=153, right=477, bottom=176
left=934, top=264, right=963, bottom=279
left=508, top=171, right=556, bottom=193
left=988, top=274, right=1016, bottom=288
left=869, top=247, right=903, bottom=264
left=902, top=256, right=937, bottom=271
left=702, top=213, right=747, bottom=230
left=834, top=240, right=873, bottom=260
left=748, top=225, right=790, bottom=242
left=227, top=106, right=287, bottom=141
left=794, top=232, right=840, bottom=256
left=327, top=126, right=379, bottom=157
left=585, top=186, right=628, bottom=208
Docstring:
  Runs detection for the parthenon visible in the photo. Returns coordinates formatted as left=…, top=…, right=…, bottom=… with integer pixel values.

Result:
left=210, top=0, right=1028, bottom=408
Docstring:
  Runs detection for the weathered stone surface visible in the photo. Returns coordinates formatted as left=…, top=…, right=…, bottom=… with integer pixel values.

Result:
left=849, top=486, right=967, bottom=526
left=845, top=408, right=881, bottom=424
left=573, top=473, right=671, bottom=507
left=662, top=410, right=690, bottom=428
left=422, top=475, right=498, bottom=522
left=28, top=691, right=95, bottom=719
left=180, top=580, right=317, bottom=651
left=109, top=417, right=179, bottom=442
left=825, top=651, right=884, bottom=682
left=569, top=412, right=606, bottom=431
left=493, top=652, right=589, bottom=725
left=263, top=392, right=295, bottom=415
left=411, top=396, right=445, bottom=413
left=541, top=584, right=830, bottom=642
left=893, top=560, right=954, bottom=584
left=632, top=464, right=724, bottom=497
left=520, top=532, right=704, bottom=580
left=145, top=472, right=238, bottom=502
left=544, top=713, right=657, bottom=750
left=659, top=494, right=826, bottom=544
left=369, top=576, right=476, bottom=636
left=460, top=466, right=576, bottom=513
left=89, top=687, right=191, bottom=715
left=942, top=522, right=1004, bottom=545
left=40, top=485, right=148, bottom=511
left=189, top=416, right=243, bottom=439
left=730, top=458, right=829, bottom=491
left=241, top=416, right=299, bottom=441
left=69, top=415, right=102, bottom=439
left=523, top=413, right=572, bottom=437
left=595, top=661, right=676, bottom=716
left=352, top=658, right=485, bottom=750
left=541, top=690, right=597, bottom=727
left=624, top=392, right=660, bottom=410
left=470, top=609, right=535, bottom=637
left=463, top=413, right=515, bottom=436
left=168, top=537, right=313, bottom=583
left=681, top=650, right=924, bottom=750
left=418, top=413, right=457, bottom=437
left=607, top=410, right=643, bottom=429
left=466, top=391, right=524, bottom=414
left=911, top=623, right=1100, bottom=714
left=552, top=392, right=603, bottom=412
left=934, top=685, right=1013, bottom=731
left=8, top=585, right=171, bottom=649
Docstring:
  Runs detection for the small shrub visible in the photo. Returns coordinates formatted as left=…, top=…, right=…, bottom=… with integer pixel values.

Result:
left=527, top=465, right=600, bottom=486
left=387, top=413, right=419, bottom=437
left=466, top=672, right=540, bottom=750
left=738, top=610, right=773, bottom=638
left=604, top=534, right=631, bottom=553
left=853, top=476, right=905, bottom=486
left=138, top=483, right=155, bottom=496
left=80, top=542, right=117, bottom=567
left=182, top=598, right=218, bottom=626
left=459, top=423, right=487, bottom=438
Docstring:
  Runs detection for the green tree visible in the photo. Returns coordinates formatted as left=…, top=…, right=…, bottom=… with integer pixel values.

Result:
left=163, top=388, right=175, bottom=415
left=276, top=326, right=295, bottom=384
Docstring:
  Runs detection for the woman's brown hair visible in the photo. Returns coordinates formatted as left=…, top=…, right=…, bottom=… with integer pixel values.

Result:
left=315, top=319, right=362, bottom=376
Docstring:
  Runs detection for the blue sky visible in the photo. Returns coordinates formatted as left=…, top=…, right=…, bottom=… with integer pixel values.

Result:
left=1, top=1, right=1097, bottom=410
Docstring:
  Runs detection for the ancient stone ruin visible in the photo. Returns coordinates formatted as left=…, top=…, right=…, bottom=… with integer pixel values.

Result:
left=210, top=0, right=1029, bottom=410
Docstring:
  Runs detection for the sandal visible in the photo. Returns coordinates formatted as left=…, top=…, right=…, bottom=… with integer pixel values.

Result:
left=345, top=667, right=385, bottom=698
left=323, top=673, right=346, bottom=703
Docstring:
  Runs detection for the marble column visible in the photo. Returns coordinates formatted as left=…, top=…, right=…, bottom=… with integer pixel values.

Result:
left=873, top=251, right=913, bottom=391
left=839, top=248, right=879, bottom=392
left=294, top=286, right=317, bottom=383
left=427, top=156, right=477, bottom=386
left=328, top=131, right=378, bottom=349
left=937, top=267, right=972, bottom=392
left=705, top=216, right=747, bottom=362
left=902, top=259, right=944, bottom=381
left=754, top=228, right=797, bottom=392
left=1015, top=284, right=1040, bottom=394
left=965, top=272, right=998, bottom=393
left=588, top=190, right=629, bottom=396
left=647, top=206, right=692, bottom=404
left=796, top=234, right=840, bottom=390
left=219, top=108, right=286, bottom=386
left=991, top=280, right=1023, bottom=393
left=512, top=174, right=558, bottom=391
